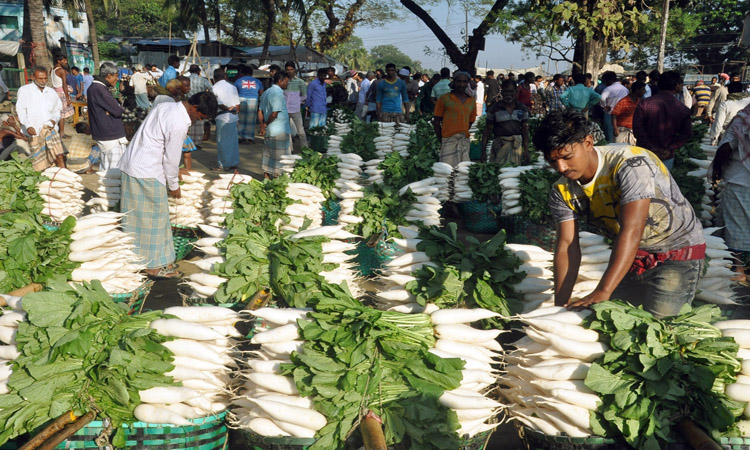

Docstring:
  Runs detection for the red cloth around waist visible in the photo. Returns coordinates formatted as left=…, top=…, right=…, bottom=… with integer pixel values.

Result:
left=629, top=243, right=706, bottom=275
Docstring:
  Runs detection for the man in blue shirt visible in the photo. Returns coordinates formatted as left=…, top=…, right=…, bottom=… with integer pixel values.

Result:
left=259, top=72, right=291, bottom=178
left=560, top=73, right=601, bottom=116
left=70, top=66, right=84, bottom=100
left=82, top=67, right=94, bottom=98
left=306, top=68, right=328, bottom=129
left=234, top=65, right=264, bottom=143
left=159, top=55, right=181, bottom=87
left=376, top=63, right=410, bottom=123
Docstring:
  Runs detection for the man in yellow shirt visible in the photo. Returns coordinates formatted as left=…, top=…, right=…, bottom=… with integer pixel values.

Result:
left=433, top=71, right=476, bottom=166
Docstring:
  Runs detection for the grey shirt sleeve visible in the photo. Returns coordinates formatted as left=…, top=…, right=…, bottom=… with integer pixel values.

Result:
left=549, top=184, right=577, bottom=224
left=616, top=156, right=657, bottom=204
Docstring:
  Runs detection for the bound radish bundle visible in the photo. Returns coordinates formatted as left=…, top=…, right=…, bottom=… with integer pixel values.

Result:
left=375, top=234, right=437, bottom=311
left=432, top=162, right=453, bottom=202
left=429, top=307, right=504, bottom=438
left=506, top=243, right=555, bottom=311
left=363, top=158, right=384, bottom=185
left=169, top=171, right=210, bottom=227
left=281, top=183, right=324, bottom=232
left=327, top=134, right=343, bottom=153
left=333, top=122, right=351, bottom=136
left=37, top=167, right=85, bottom=220
left=715, top=320, right=750, bottom=430
left=373, top=122, right=396, bottom=158
left=498, top=166, right=531, bottom=216
left=69, top=211, right=148, bottom=294
left=696, top=228, right=741, bottom=305
left=699, top=180, right=717, bottom=225
left=568, top=232, right=612, bottom=302
left=502, top=307, right=602, bottom=438
left=279, top=154, right=302, bottom=175
left=452, top=161, right=474, bottom=203
left=0, top=298, right=24, bottom=396
left=390, top=132, right=411, bottom=157
left=86, top=168, right=121, bottom=212
left=288, top=149, right=341, bottom=208
left=399, top=178, right=442, bottom=228
left=142, top=307, right=242, bottom=425
left=184, top=226, right=227, bottom=298
left=332, top=153, right=364, bottom=222
left=206, top=173, right=253, bottom=227
left=230, top=307, right=329, bottom=439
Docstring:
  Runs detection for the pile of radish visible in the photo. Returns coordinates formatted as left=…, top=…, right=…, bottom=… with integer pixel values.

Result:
left=290, top=225, right=361, bottom=296
left=570, top=232, right=611, bottom=301
left=499, top=166, right=530, bottom=216
left=373, top=122, right=396, bottom=158
left=715, top=319, right=750, bottom=428
left=280, top=183, right=325, bottom=232
left=428, top=307, right=504, bottom=437
left=503, top=307, right=603, bottom=437
left=85, top=169, right=121, bottom=213
left=169, top=171, right=209, bottom=228
left=399, top=179, right=442, bottom=228
left=333, top=153, right=365, bottom=222
left=38, top=167, right=85, bottom=220
left=363, top=158, right=384, bottom=185
left=231, top=307, right=329, bottom=438
left=137, top=307, right=241, bottom=425
left=432, top=162, right=453, bottom=202
left=278, top=154, right=301, bottom=175
left=696, top=228, right=741, bottom=305
left=452, top=162, right=474, bottom=203
left=326, top=134, right=343, bottom=153
left=506, top=243, right=555, bottom=311
left=68, top=212, right=148, bottom=294
left=0, top=295, right=24, bottom=395
left=205, top=174, right=253, bottom=228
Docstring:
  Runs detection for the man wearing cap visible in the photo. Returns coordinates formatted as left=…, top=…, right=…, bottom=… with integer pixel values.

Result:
left=401, top=67, right=419, bottom=113
left=433, top=71, right=476, bottom=166
left=130, top=65, right=151, bottom=110
left=707, top=73, right=731, bottom=122
left=376, top=64, right=410, bottom=123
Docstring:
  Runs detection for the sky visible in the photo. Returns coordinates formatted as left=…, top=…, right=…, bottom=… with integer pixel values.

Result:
left=355, top=1, right=570, bottom=74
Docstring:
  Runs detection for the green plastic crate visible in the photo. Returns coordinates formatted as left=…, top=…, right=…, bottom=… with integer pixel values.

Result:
left=172, top=224, right=201, bottom=261
left=110, top=280, right=154, bottom=315
left=348, top=239, right=398, bottom=277
left=458, top=201, right=502, bottom=234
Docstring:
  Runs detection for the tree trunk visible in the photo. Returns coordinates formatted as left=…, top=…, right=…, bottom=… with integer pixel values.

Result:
left=24, top=0, right=51, bottom=69
left=83, top=0, right=99, bottom=74
left=572, top=37, right=607, bottom=80
left=196, top=0, right=211, bottom=51
left=260, top=0, right=276, bottom=65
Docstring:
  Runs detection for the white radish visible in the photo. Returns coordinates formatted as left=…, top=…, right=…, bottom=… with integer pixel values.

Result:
left=134, top=404, right=192, bottom=426
left=250, top=398, right=327, bottom=430
left=150, top=319, right=225, bottom=341
left=430, top=308, right=500, bottom=324
left=434, top=324, right=502, bottom=344
left=251, top=324, right=300, bottom=344
left=139, top=386, right=200, bottom=404
left=247, top=373, right=299, bottom=395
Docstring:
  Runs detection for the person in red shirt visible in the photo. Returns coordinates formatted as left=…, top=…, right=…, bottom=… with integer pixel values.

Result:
left=516, top=72, right=534, bottom=109
left=612, top=81, right=646, bottom=145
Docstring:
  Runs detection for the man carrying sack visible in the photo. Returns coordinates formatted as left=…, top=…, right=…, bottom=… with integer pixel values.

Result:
left=16, top=65, right=65, bottom=170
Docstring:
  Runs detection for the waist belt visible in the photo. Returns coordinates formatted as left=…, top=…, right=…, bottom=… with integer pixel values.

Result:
left=629, top=243, right=706, bottom=275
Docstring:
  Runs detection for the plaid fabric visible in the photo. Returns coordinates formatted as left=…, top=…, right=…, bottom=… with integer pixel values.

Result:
left=29, top=126, right=65, bottom=171
left=439, top=133, right=470, bottom=167
left=379, top=112, right=405, bottom=123
left=188, top=120, right=205, bottom=145
left=263, top=133, right=291, bottom=176
left=632, top=92, right=692, bottom=160
left=490, top=135, right=523, bottom=165
left=721, top=183, right=750, bottom=252
left=54, top=87, right=74, bottom=118
left=182, top=136, right=197, bottom=153
left=97, top=138, right=127, bottom=171
left=546, top=85, right=566, bottom=112
left=65, top=133, right=94, bottom=173
left=630, top=244, right=706, bottom=275
left=120, top=172, right=175, bottom=269
left=238, top=98, right=259, bottom=139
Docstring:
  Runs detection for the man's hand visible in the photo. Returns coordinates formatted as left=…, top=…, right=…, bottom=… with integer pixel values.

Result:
left=178, top=168, right=190, bottom=179
left=168, top=187, right=182, bottom=199
left=613, top=127, right=619, bottom=137
left=566, top=288, right=610, bottom=309
left=258, top=124, right=267, bottom=137
left=27, top=127, right=36, bottom=136
left=711, top=142, right=733, bottom=182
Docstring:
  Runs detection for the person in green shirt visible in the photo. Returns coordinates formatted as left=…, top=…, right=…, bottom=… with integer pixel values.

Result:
left=284, top=61, right=308, bottom=147
left=560, top=73, right=601, bottom=117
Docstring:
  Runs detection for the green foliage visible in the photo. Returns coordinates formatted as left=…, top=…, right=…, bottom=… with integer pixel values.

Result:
left=225, top=177, right=296, bottom=233
left=290, top=148, right=340, bottom=204
left=327, top=36, right=373, bottom=70
left=280, top=283, right=462, bottom=450
left=407, top=223, right=525, bottom=328
left=348, top=183, right=416, bottom=240
left=0, top=279, right=174, bottom=447
left=519, top=168, right=560, bottom=224
left=369, top=44, right=423, bottom=73
left=95, top=0, right=173, bottom=37
left=341, top=119, right=379, bottom=161
left=584, top=301, right=743, bottom=449
left=268, top=234, right=333, bottom=308
left=468, top=163, right=504, bottom=203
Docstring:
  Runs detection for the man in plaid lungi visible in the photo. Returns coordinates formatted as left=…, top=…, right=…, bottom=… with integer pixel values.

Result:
left=234, top=65, right=263, bottom=143
left=118, top=92, right=218, bottom=279
left=187, top=65, right=213, bottom=147
left=259, top=72, right=291, bottom=178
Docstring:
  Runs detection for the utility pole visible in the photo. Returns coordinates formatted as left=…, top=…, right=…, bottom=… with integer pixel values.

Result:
left=657, top=0, right=670, bottom=72
left=465, top=6, right=469, bottom=49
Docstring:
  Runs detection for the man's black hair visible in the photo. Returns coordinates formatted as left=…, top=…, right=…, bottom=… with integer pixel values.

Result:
left=487, top=70, right=494, bottom=76
left=631, top=81, right=646, bottom=93
left=501, top=79, right=517, bottom=90
left=189, top=64, right=201, bottom=74
left=188, top=91, right=219, bottom=117
left=728, top=81, right=744, bottom=94
left=572, top=73, right=586, bottom=85
left=533, top=110, right=591, bottom=159
left=74, top=122, right=89, bottom=134
left=440, top=67, right=450, bottom=78
left=268, top=64, right=281, bottom=73
left=657, top=70, right=681, bottom=92
left=635, top=70, right=647, bottom=82
left=386, top=63, right=397, bottom=70
left=552, top=73, right=563, bottom=81
left=213, top=68, right=226, bottom=81
left=601, top=71, right=617, bottom=84
left=71, top=66, right=80, bottom=72
left=648, top=70, right=660, bottom=83
left=585, top=73, right=593, bottom=80
left=83, top=67, right=90, bottom=74
left=317, top=67, right=328, bottom=76
left=273, top=71, right=290, bottom=84
left=53, top=53, right=67, bottom=64
left=167, top=55, right=181, bottom=66
left=284, top=61, right=296, bottom=69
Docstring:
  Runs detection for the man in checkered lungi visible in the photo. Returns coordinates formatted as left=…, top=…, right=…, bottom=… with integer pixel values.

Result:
left=118, top=92, right=218, bottom=279
left=234, top=65, right=263, bottom=143
left=259, top=72, right=291, bottom=178
left=187, top=64, right=213, bottom=147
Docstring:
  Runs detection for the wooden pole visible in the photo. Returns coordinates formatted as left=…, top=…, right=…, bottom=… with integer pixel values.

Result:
left=657, top=0, right=670, bottom=72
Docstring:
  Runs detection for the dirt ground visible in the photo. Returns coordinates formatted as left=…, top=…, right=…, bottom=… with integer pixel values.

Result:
left=70, top=128, right=750, bottom=450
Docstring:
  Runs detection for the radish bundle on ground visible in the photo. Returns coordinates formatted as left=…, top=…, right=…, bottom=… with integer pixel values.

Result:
left=333, top=153, right=364, bottom=221
left=431, top=162, right=453, bottom=202
left=452, top=161, right=474, bottom=203
left=169, top=171, right=210, bottom=228
left=498, top=166, right=530, bottom=216
left=326, top=134, right=343, bottom=153
left=373, top=122, right=396, bottom=158
left=363, top=157, right=384, bottom=185
left=140, top=308, right=241, bottom=425
left=399, top=178, right=442, bottom=228
left=279, top=154, right=302, bottom=175
left=696, top=228, right=742, bottom=305
left=280, top=183, right=324, bottom=232
left=568, top=232, right=612, bottom=301
left=507, top=243, right=555, bottom=312
left=86, top=168, right=122, bottom=213
left=0, top=300, right=25, bottom=395
left=69, top=211, right=148, bottom=293
left=716, top=319, right=750, bottom=430
left=205, top=173, right=253, bottom=227
left=38, top=167, right=85, bottom=220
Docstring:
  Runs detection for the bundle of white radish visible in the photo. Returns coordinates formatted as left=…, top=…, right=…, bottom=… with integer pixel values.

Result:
left=69, top=212, right=148, bottom=293
left=205, top=174, right=253, bottom=227
left=430, top=307, right=505, bottom=437
left=506, top=243, right=555, bottom=312
left=334, top=122, right=351, bottom=136
left=137, top=308, right=242, bottom=425
left=363, top=158, right=384, bottom=185
left=391, top=132, right=411, bottom=157
left=452, top=161, right=474, bottom=203
left=289, top=226, right=362, bottom=298
left=695, top=228, right=741, bottom=305
left=86, top=168, right=121, bottom=213
left=701, top=143, right=717, bottom=160
left=432, top=162, right=453, bottom=203
left=568, top=232, right=612, bottom=301
left=373, top=122, right=396, bottom=159
left=279, top=183, right=324, bottom=232
left=499, top=166, right=533, bottom=216
left=38, top=167, right=85, bottom=220
left=396, top=123, right=414, bottom=136
left=333, top=153, right=365, bottom=221
left=701, top=180, right=717, bottom=225
left=715, top=320, right=750, bottom=429
left=399, top=178, right=442, bottom=228
left=0, top=295, right=25, bottom=396
left=230, top=307, right=328, bottom=438
left=184, top=224, right=229, bottom=295
left=326, top=134, right=343, bottom=154
left=279, top=154, right=302, bottom=175
left=169, top=171, right=210, bottom=228
left=502, top=307, right=603, bottom=438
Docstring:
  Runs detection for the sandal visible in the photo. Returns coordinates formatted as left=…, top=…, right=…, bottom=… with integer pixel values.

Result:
left=145, top=267, right=182, bottom=280
left=211, top=166, right=224, bottom=171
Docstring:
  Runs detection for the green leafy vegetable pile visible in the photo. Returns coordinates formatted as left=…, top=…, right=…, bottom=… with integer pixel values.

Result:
left=406, top=223, right=524, bottom=328
left=472, top=115, right=486, bottom=143
left=584, top=301, right=742, bottom=450
left=341, top=120, right=380, bottom=161
left=405, top=117, right=440, bottom=164
left=0, top=155, right=45, bottom=213
left=268, top=234, right=335, bottom=308
left=672, top=142, right=707, bottom=215
left=0, top=278, right=174, bottom=448
left=348, top=183, right=416, bottom=240
left=518, top=168, right=560, bottom=224
left=467, top=163, right=504, bottom=203
left=281, top=283, right=463, bottom=450
left=290, top=148, right=340, bottom=205
left=226, top=177, right=297, bottom=233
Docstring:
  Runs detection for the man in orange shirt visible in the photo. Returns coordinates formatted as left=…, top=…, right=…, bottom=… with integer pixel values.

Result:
left=433, top=71, right=476, bottom=166
left=612, top=81, right=646, bottom=145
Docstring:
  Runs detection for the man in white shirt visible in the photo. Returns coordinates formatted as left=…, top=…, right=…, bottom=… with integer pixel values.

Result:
left=130, top=64, right=151, bottom=110
left=357, top=71, right=374, bottom=120
left=118, top=92, right=217, bottom=279
left=16, top=66, right=65, bottom=170
left=599, top=71, right=629, bottom=142
left=212, top=68, right=241, bottom=171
